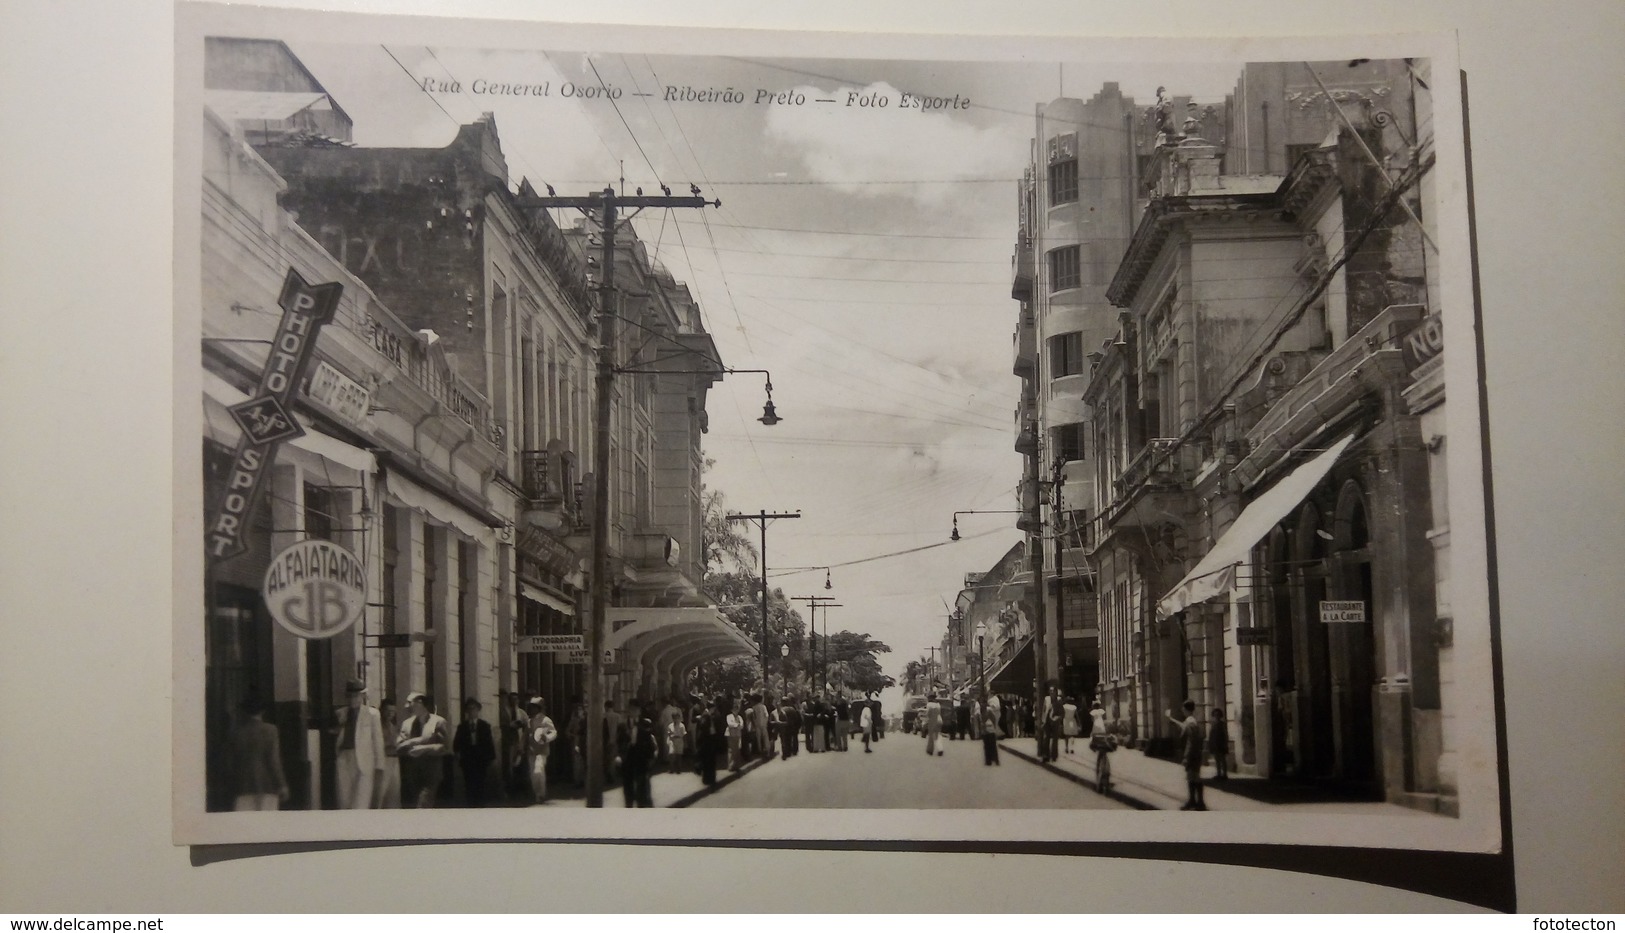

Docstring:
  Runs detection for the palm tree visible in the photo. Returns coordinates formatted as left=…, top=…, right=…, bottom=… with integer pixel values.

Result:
left=902, top=657, right=930, bottom=696
left=702, top=485, right=758, bottom=574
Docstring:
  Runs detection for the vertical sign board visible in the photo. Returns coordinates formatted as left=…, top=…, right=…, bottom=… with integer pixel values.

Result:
left=1319, top=600, right=1368, bottom=624
left=205, top=269, right=343, bottom=563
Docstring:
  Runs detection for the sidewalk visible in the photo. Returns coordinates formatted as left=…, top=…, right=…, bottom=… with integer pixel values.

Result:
left=521, top=754, right=773, bottom=808
left=998, top=737, right=1433, bottom=816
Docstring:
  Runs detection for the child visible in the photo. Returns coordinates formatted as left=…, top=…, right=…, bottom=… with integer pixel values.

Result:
left=1207, top=707, right=1229, bottom=780
left=666, top=715, right=688, bottom=774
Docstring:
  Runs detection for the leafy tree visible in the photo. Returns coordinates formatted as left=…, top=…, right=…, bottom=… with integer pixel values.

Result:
left=700, top=569, right=808, bottom=695
left=808, top=630, right=894, bottom=696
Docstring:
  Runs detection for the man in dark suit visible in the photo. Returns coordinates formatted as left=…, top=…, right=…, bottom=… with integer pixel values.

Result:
left=453, top=697, right=496, bottom=807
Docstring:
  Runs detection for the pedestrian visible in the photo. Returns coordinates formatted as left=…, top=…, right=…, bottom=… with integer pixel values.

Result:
left=375, top=698, right=401, bottom=808
left=500, top=692, right=525, bottom=800
left=621, top=717, right=658, bottom=808
left=333, top=678, right=385, bottom=809
left=780, top=696, right=801, bottom=759
left=924, top=695, right=944, bottom=757
left=565, top=700, right=587, bottom=787
left=453, top=697, right=496, bottom=807
left=859, top=699, right=874, bottom=753
left=829, top=696, right=844, bottom=751
left=1062, top=695, right=1080, bottom=755
left=603, top=701, right=624, bottom=784
left=754, top=694, right=773, bottom=760
left=397, top=693, right=449, bottom=809
left=666, top=712, right=688, bottom=773
left=228, top=696, right=288, bottom=811
left=1208, top=707, right=1230, bottom=780
left=981, top=700, right=1001, bottom=766
left=1040, top=684, right=1063, bottom=762
left=1167, top=701, right=1207, bottom=810
left=695, top=700, right=719, bottom=785
left=725, top=698, right=744, bottom=772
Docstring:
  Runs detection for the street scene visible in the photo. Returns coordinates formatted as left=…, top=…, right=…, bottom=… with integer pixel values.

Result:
left=179, top=17, right=1497, bottom=848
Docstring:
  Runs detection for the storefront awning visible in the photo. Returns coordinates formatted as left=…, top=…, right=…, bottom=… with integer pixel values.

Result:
left=606, top=606, right=757, bottom=657
left=519, top=583, right=575, bottom=615
left=383, top=470, right=495, bottom=542
left=1156, top=432, right=1356, bottom=619
left=986, top=634, right=1035, bottom=695
left=202, top=370, right=376, bottom=474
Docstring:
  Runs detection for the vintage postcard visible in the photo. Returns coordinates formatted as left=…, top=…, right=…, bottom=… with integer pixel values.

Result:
left=174, top=2, right=1504, bottom=886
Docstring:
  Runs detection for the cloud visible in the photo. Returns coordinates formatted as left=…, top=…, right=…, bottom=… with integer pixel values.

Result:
left=762, top=82, right=1027, bottom=207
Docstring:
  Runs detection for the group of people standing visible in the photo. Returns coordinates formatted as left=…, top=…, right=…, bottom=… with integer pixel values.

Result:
left=228, top=681, right=891, bottom=813
left=227, top=679, right=474, bottom=811
left=770, top=692, right=883, bottom=762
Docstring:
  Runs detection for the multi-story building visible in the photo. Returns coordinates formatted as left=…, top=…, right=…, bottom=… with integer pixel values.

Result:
left=1082, top=60, right=1452, bottom=811
left=198, top=38, right=748, bottom=809
left=1009, top=85, right=1222, bottom=705
left=200, top=100, right=508, bottom=810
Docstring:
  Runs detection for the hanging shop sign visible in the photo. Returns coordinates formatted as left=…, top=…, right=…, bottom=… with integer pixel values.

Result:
left=517, top=634, right=585, bottom=653
left=206, top=268, right=343, bottom=562
left=262, top=538, right=367, bottom=639
left=1319, top=600, right=1368, bottom=624
left=306, top=360, right=372, bottom=427
left=518, top=526, right=581, bottom=580
left=1236, top=626, right=1274, bottom=646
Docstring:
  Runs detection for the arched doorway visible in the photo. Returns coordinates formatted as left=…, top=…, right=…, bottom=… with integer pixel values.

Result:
left=1291, top=504, right=1336, bottom=779
left=1330, top=480, right=1378, bottom=789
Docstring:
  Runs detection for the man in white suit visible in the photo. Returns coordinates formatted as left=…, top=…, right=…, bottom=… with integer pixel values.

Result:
left=335, top=678, right=385, bottom=809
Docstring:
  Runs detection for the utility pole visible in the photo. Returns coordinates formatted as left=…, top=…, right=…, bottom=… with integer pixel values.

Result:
left=1023, top=420, right=1049, bottom=746
left=792, top=596, right=840, bottom=694
left=518, top=184, right=716, bottom=809
left=727, top=510, right=801, bottom=692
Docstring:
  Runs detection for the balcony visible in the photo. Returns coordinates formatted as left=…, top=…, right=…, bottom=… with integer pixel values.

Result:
left=520, top=444, right=584, bottom=533
left=1011, top=246, right=1034, bottom=302
left=1012, top=312, right=1036, bottom=378
left=1098, top=437, right=1196, bottom=538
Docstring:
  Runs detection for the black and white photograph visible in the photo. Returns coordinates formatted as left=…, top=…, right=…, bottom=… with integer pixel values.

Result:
left=172, top=4, right=1507, bottom=871
left=3, top=0, right=1621, bottom=917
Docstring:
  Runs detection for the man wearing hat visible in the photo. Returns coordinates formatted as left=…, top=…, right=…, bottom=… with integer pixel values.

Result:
left=334, top=678, right=385, bottom=809
left=453, top=697, right=497, bottom=807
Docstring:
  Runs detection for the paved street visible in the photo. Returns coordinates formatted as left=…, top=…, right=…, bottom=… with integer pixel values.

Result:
left=690, top=732, right=1132, bottom=809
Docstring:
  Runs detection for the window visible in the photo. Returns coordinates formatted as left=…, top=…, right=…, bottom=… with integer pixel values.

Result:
left=1285, top=143, right=1319, bottom=171
left=1052, top=423, right=1087, bottom=464
left=1048, top=158, right=1078, bottom=205
left=1048, top=246, right=1081, bottom=292
left=1049, top=331, right=1085, bottom=378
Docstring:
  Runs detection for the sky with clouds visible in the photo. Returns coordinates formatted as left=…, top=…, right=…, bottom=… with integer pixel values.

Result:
left=284, top=40, right=1248, bottom=704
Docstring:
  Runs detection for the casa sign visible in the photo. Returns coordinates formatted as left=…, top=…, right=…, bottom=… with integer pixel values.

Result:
left=262, top=538, right=367, bottom=639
